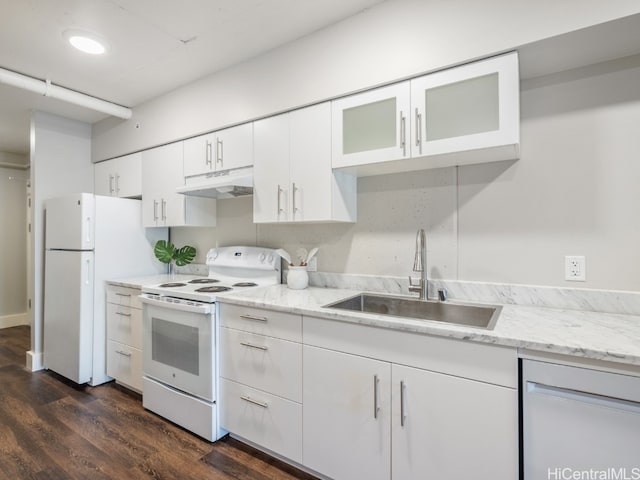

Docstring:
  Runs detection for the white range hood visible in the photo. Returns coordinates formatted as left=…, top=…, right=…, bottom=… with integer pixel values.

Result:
left=177, top=167, right=253, bottom=199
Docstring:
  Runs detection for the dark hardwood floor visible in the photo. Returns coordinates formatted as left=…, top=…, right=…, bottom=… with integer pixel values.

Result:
left=0, top=326, right=317, bottom=480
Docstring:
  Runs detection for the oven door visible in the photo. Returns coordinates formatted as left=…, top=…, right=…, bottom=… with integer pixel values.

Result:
left=142, top=300, right=215, bottom=402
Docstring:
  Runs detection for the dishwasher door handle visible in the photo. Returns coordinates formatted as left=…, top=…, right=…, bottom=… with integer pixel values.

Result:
left=527, top=382, right=640, bottom=414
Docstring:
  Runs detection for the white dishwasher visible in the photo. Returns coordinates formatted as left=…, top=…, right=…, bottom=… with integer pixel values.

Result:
left=522, top=359, right=640, bottom=480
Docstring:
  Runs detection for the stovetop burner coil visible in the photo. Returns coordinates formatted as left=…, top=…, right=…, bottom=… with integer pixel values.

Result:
left=188, top=278, right=220, bottom=284
left=195, top=286, right=233, bottom=293
left=232, top=282, right=258, bottom=287
left=158, top=282, right=187, bottom=288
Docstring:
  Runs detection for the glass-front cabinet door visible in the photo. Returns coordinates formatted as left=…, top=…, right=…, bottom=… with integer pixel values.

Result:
left=332, top=82, right=411, bottom=169
left=411, top=52, right=519, bottom=161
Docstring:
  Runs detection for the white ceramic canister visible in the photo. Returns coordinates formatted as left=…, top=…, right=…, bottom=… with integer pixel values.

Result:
left=287, top=266, right=309, bottom=290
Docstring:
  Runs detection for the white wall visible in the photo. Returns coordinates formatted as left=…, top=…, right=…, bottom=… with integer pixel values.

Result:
left=92, top=0, right=640, bottom=161
left=171, top=55, right=640, bottom=292
left=0, top=165, right=29, bottom=328
left=457, top=55, right=640, bottom=290
left=29, top=112, right=93, bottom=370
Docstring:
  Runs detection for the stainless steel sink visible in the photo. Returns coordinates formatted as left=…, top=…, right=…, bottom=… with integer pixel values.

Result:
left=324, top=294, right=501, bottom=330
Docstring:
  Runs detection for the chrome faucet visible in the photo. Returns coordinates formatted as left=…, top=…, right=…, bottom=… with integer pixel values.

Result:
left=408, top=228, right=428, bottom=300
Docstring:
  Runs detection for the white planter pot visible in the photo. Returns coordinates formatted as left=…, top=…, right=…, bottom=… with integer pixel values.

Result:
left=287, top=266, right=309, bottom=290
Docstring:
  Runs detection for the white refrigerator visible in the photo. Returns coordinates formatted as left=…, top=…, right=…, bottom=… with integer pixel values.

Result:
left=44, top=193, right=167, bottom=386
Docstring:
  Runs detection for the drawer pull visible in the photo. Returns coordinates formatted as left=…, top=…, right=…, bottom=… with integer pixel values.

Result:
left=240, top=395, right=268, bottom=409
left=240, top=341, right=268, bottom=351
left=116, top=312, right=132, bottom=317
left=239, top=314, right=268, bottom=322
left=115, top=293, right=131, bottom=297
left=115, top=350, right=132, bottom=358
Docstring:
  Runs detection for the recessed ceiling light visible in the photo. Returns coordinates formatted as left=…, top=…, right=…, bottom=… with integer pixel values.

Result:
left=63, top=29, right=109, bottom=55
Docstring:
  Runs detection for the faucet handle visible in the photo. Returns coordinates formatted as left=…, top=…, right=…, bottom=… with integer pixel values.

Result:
left=408, top=275, right=421, bottom=287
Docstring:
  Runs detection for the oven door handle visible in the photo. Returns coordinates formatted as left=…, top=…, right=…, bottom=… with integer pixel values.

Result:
left=138, top=294, right=212, bottom=314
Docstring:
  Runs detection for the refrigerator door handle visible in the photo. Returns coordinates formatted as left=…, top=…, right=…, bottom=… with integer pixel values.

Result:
left=85, top=258, right=91, bottom=285
left=85, top=216, right=92, bottom=246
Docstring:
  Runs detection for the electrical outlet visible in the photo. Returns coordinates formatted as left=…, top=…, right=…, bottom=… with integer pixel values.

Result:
left=565, top=255, right=586, bottom=281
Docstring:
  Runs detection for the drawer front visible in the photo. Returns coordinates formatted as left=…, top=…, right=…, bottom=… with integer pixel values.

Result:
left=219, top=303, right=301, bottom=342
left=106, top=303, right=142, bottom=348
left=220, top=378, right=302, bottom=463
left=304, top=315, right=517, bottom=388
left=220, top=327, right=302, bottom=402
left=106, top=285, right=142, bottom=309
left=107, top=340, right=142, bottom=391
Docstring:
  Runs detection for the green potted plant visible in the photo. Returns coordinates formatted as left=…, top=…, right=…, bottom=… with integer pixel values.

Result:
left=154, top=240, right=196, bottom=278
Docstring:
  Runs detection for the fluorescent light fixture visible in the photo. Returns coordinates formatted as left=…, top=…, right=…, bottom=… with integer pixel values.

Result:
left=63, top=29, right=109, bottom=55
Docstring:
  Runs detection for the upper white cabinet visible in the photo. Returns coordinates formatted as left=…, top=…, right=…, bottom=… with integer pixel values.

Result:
left=141, top=142, right=216, bottom=227
left=332, top=82, right=411, bottom=169
left=254, top=102, right=356, bottom=223
left=411, top=51, right=519, bottom=162
left=183, top=123, right=253, bottom=178
left=332, top=52, right=520, bottom=176
left=94, top=152, right=142, bottom=198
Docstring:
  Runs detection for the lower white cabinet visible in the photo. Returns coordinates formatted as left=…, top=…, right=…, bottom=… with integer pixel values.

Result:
left=391, top=364, right=518, bottom=480
left=107, top=340, right=143, bottom=391
left=218, top=303, right=518, bottom=479
left=303, top=345, right=517, bottom=480
left=220, top=327, right=302, bottom=402
left=219, top=378, right=303, bottom=463
left=218, top=304, right=303, bottom=462
left=303, top=346, right=391, bottom=480
left=106, top=285, right=143, bottom=392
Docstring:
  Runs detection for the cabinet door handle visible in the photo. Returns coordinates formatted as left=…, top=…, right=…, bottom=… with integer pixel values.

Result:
left=161, top=199, right=167, bottom=221
left=206, top=140, right=213, bottom=167
left=240, top=395, right=268, bottom=408
left=240, top=341, right=268, bottom=351
left=115, top=350, right=132, bottom=358
left=153, top=200, right=158, bottom=221
left=373, top=374, right=380, bottom=419
left=292, top=182, right=299, bottom=214
left=116, top=311, right=132, bottom=317
left=399, top=111, right=406, bottom=156
left=277, top=185, right=284, bottom=215
left=415, top=108, right=422, bottom=153
left=400, top=380, right=407, bottom=427
left=216, top=138, right=223, bottom=167
left=108, top=174, right=114, bottom=195
left=239, top=314, right=268, bottom=322
left=115, top=174, right=120, bottom=195
left=115, top=293, right=131, bottom=298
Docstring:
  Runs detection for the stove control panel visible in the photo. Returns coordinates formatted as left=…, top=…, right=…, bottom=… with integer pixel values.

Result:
left=139, top=293, right=213, bottom=314
left=206, top=246, right=280, bottom=272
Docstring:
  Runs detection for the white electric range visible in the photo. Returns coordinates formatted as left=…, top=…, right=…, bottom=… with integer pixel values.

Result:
left=139, top=246, right=280, bottom=441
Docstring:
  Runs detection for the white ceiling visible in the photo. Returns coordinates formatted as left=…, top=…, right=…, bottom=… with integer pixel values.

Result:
left=0, top=0, right=386, bottom=158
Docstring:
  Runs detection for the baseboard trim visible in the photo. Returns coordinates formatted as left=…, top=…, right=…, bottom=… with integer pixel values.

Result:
left=0, top=312, right=29, bottom=329
left=26, top=350, right=44, bottom=371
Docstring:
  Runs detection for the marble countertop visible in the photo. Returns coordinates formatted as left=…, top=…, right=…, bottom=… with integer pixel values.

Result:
left=217, top=285, right=640, bottom=368
left=107, top=274, right=201, bottom=289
